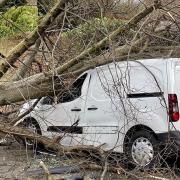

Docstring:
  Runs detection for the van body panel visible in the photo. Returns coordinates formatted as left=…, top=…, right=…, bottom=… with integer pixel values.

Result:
left=18, top=58, right=180, bottom=153
left=170, top=60, right=180, bottom=131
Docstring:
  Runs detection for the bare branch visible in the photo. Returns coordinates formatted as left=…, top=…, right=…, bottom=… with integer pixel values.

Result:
left=0, top=38, right=145, bottom=106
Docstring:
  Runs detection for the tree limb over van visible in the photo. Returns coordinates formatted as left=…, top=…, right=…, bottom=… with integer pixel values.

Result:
left=0, top=38, right=145, bottom=106
left=0, top=0, right=161, bottom=79
left=0, top=121, right=105, bottom=157
left=0, top=0, right=162, bottom=105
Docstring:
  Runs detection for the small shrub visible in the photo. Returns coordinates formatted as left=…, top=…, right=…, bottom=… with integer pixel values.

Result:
left=61, top=17, right=126, bottom=51
left=0, top=5, right=38, bottom=38
left=63, top=17, right=125, bottom=39
left=0, top=25, right=11, bottom=37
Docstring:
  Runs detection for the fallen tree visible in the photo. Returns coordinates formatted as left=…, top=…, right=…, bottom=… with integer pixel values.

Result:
left=0, top=0, right=161, bottom=79
left=0, top=0, right=162, bottom=105
left=0, top=31, right=176, bottom=105
left=0, top=122, right=105, bottom=157
left=0, top=37, right=146, bottom=105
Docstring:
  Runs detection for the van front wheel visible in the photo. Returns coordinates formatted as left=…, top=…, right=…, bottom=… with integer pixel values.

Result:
left=22, top=118, right=42, bottom=149
left=125, top=130, right=159, bottom=169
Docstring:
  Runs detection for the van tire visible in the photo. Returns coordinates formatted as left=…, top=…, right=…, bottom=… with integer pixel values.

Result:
left=22, top=118, right=43, bottom=150
left=124, top=130, right=159, bottom=169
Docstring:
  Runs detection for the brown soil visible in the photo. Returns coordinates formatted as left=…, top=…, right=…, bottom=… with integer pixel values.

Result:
left=0, top=37, right=23, bottom=56
left=0, top=143, right=32, bottom=179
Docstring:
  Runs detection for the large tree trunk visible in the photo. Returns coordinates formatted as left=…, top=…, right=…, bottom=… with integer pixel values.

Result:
left=0, top=38, right=145, bottom=106
left=11, top=39, right=41, bottom=81
left=0, top=122, right=105, bottom=157
left=0, top=1, right=160, bottom=105
left=0, top=0, right=161, bottom=80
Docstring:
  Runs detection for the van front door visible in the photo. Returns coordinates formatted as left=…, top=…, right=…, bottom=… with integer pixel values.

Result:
left=41, top=73, right=90, bottom=146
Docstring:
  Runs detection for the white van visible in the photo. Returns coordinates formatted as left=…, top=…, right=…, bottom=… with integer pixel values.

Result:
left=17, top=58, right=180, bottom=167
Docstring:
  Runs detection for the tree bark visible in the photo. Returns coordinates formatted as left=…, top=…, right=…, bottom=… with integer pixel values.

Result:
left=0, top=122, right=105, bottom=157
left=52, top=1, right=161, bottom=76
left=0, top=1, right=160, bottom=79
left=0, top=38, right=173, bottom=106
left=11, top=39, right=41, bottom=81
left=0, top=1, right=161, bottom=106
left=0, top=38, right=144, bottom=106
left=0, top=39, right=42, bottom=83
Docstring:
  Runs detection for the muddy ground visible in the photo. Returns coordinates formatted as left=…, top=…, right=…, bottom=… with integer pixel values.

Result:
left=0, top=141, right=82, bottom=180
left=0, top=140, right=180, bottom=180
left=0, top=141, right=117, bottom=180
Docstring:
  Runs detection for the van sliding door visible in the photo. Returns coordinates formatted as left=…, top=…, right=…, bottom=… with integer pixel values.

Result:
left=83, top=64, right=129, bottom=152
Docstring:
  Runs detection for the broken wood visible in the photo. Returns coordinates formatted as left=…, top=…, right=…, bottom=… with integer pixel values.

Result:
left=0, top=0, right=160, bottom=80
left=0, top=1, right=162, bottom=106
left=12, top=98, right=40, bottom=125
left=0, top=122, right=105, bottom=158
left=26, top=166, right=79, bottom=176
left=53, top=1, right=161, bottom=76
left=39, top=161, right=54, bottom=180
left=12, top=39, right=41, bottom=81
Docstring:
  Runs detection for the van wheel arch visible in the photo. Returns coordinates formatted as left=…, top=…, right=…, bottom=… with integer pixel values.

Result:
left=123, top=125, right=158, bottom=149
left=23, top=117, right=42, bottom=135
left=21, top=117, right=43, bottom=149
left=123, top=125, right=159, bottom=168
left=14, top=117, right=42, bottom=149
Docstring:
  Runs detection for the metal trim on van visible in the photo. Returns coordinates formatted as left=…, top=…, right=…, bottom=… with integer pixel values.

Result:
left=127, top=92, right=164, bottom=98
left=47, top=126, right=83, bottom=134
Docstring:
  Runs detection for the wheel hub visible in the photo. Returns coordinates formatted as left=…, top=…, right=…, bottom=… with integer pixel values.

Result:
left=25, top=123, right=37, bottom=146
left=131, top=137, right=154, bottom=166
left=27, top=123, right=37, bottom=133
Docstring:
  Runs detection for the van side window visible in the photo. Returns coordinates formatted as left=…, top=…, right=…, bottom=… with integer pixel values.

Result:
left=90, top=67, right=128, bottom=100
left=58, top=73, right=87, bottom=103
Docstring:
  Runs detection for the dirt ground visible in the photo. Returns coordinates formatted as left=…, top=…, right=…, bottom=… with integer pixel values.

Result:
left=0, top=141, right=111, bottom=180
left=0, top=38, right=23, bottom=56
left=0, top=143, right=30, bottom=179
left=1, top=140, right=180, bottom=180
left=0, top=142, right=109, bottom=180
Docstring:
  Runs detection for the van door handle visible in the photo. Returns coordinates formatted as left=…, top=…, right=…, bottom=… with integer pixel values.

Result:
left=87, top=107, right=98, bottom=111
left=71, top=108, right=81, bottom=112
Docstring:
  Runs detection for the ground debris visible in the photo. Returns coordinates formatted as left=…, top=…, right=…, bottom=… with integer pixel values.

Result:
left=26, top=165, right=80, bottom=176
